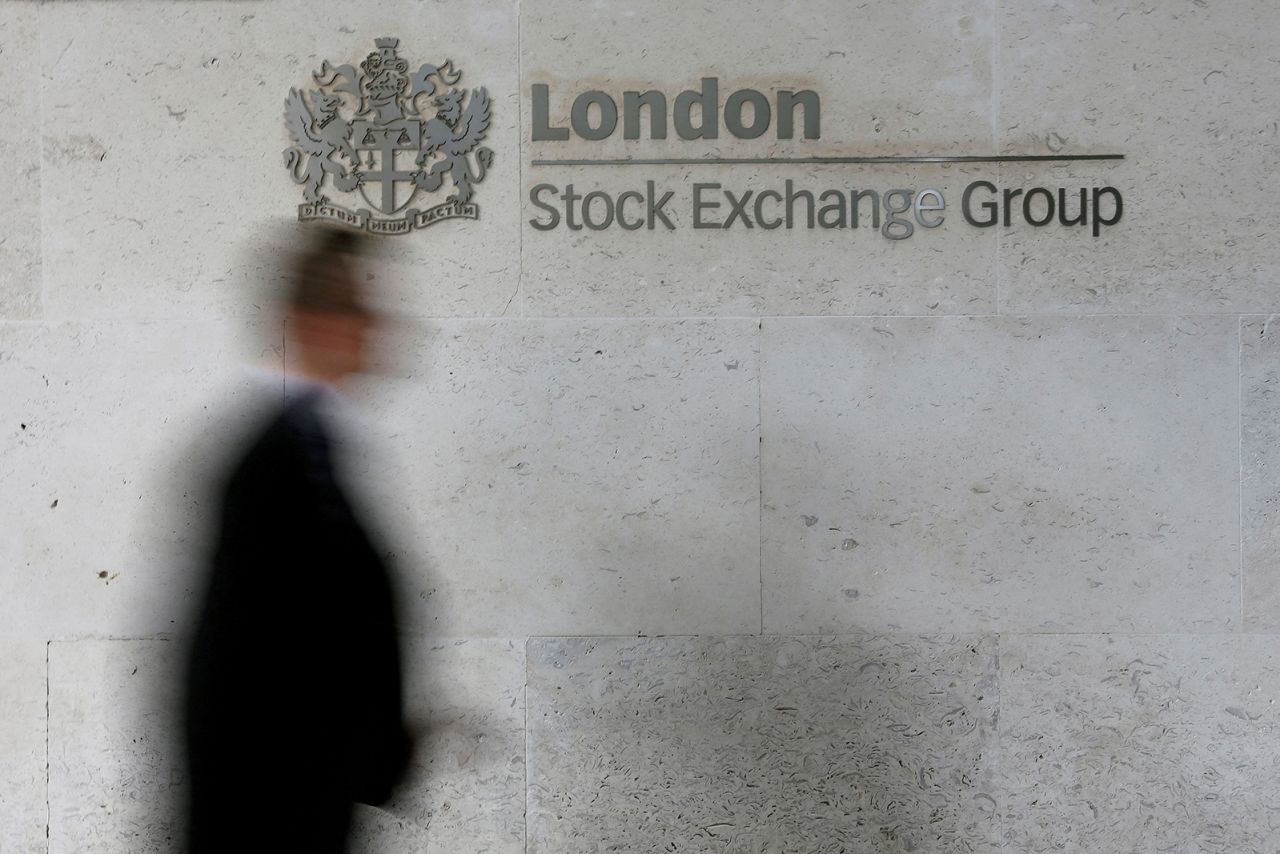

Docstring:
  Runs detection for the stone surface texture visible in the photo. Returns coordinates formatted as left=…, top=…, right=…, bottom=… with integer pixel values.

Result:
left=527, top=635, right=1000, bottom=853
left=322, top=318, right=760, bottom=637
left=0, top=319, right=276, bottom=641
left=1244, top=315, right=1280, bottom=631
left=997, top=0, right=1280, bottom=314
left=762, top=316, right=1240, bottom=635
left=999, top=634, right=1280, bottom=853
left=6, top=0, right=1280, bottom=850
left=0, top=641, right=47, bottom=854
left=0, top=2, right=41, bottom=320
left=47, top=640, right=183, bottom=853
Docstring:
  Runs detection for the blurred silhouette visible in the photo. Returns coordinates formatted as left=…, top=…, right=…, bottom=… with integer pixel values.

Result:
left=183, top=228, right=410, bottom=853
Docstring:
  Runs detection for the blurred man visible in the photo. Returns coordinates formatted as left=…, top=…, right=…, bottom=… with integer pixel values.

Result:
left=183, top=229, right=410, bottom=853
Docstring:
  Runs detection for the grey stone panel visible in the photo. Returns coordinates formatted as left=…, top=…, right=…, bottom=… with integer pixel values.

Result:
left=1243, top=316, right=1280, bottom=630
left=327, top=318, right=761, bottom=637
left=47, top=639, right=183, bottom=853
left=762, top=316, right=1239, bottom=634
left=0, top=3, right=40, bottom=320
left=997, top=0, right=1280, bottom=314
left=0, top=320, right=277, bottom=640
left=998, top=633, right=1280, bottom=852
left=526, top=635, right=1000, bottom=853
left=0, top=640, right=48, bottom=854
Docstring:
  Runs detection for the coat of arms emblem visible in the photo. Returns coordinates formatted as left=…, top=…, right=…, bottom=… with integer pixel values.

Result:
left=283, top=37, right=493, bottom=235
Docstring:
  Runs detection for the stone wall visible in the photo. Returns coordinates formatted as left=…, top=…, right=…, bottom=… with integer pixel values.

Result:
left=3, top=0, right=1280, bottom=851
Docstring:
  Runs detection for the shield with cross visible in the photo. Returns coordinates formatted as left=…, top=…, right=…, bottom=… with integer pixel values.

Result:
left=351, top=118, right=422, bottom=214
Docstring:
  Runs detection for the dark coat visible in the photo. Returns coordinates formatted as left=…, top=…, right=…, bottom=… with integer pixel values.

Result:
left=183, top=388, right=410, bottom=853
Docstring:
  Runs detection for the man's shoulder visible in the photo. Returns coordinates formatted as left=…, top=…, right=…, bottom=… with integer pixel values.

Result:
left=221, top=392, right=326, bottom=483
left=228, top=374, right=332, bottom=442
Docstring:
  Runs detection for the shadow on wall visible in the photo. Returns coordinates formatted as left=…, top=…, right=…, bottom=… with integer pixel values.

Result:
left=353, top=312, right=759, bottom=638
left=523, top=635, right=1002, bottom=851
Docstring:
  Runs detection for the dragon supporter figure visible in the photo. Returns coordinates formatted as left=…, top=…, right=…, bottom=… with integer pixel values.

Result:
left=415, top=87, right=494, bottom=205
left=283, top=88, right=360, bottom=204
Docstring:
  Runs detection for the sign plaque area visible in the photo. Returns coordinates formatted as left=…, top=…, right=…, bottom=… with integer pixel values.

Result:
left=527, top=80, right=1125, bottom=239
left=283, top=37, right=494, bottom=235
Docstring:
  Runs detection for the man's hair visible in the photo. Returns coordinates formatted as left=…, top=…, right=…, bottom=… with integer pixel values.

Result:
left=285, top=227, right=371, bottom=316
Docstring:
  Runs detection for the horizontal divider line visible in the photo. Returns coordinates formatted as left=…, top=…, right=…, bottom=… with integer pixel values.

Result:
left=530, top=154, right=1125, bottom=166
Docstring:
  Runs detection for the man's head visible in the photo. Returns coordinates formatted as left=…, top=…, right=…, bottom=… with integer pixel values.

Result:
left=284, top=228, right=378, bottom=385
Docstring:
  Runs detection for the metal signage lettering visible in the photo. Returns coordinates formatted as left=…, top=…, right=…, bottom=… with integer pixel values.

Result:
left=531, top=79, right=821, bottom=141
left=283, top=37, right=494, bottom=234
left=528, top=82, right=1126, bottom=238
left=527, top=180, right=1125, bottom=239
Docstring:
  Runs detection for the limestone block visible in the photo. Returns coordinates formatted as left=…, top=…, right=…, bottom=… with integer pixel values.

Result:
left=527, top=635, right=1000, bottom=852
left=997, top=0, right=1280, bottom=313
left=0, top=319, right=277, bottom=640
left=998, top=633, right=1280, bottom=851
left=318, top=317, right=760, bottom=636
left=0, top=3, right=40, bottom=320
left=762, top=316, right=1239, bottom=634
left=47, top=639, right=183, bottom=853
left=0, top=640, right=47, bottom=854
left=39, top=0, right=519, bottom=321
left=1243, top=315, right=1280, bottom=630
left=349, top=637, right=525, bottom=854
left=521, top=0, right=997, bottom=316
